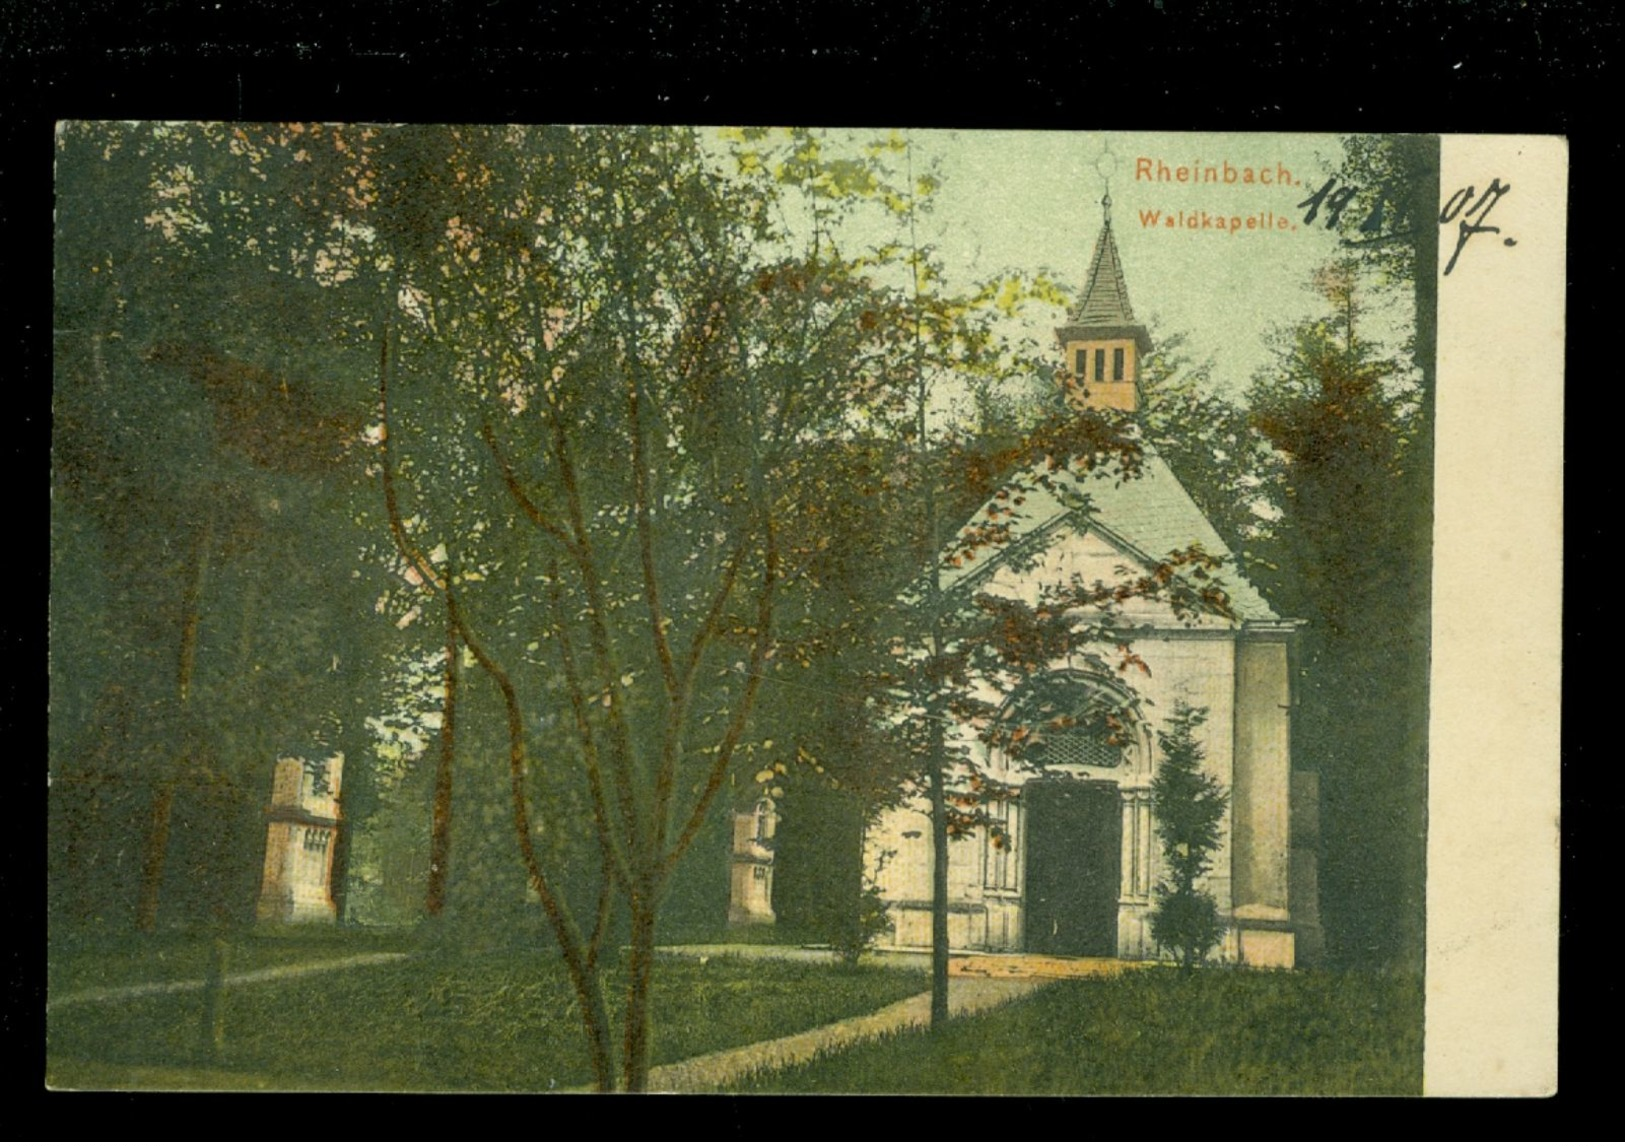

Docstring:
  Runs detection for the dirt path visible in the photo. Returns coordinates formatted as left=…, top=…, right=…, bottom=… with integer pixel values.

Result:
left=645, top=976, right=1043, bottom=1094
left=638, top=948, right=1138, bottom=1093
left=47, top=951, right=411, bottom=1011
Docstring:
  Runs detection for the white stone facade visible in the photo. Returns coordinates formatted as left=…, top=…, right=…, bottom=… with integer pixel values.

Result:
left=864, top=513, right=1308, bottom=968
left=255, top=754, right=344, bottom=924
left=728, top=796, right=779, bottom=926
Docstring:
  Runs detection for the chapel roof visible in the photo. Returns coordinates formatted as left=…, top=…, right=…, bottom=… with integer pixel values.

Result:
left=940, top=447, right=1278, bottom=623
left=966, top=196, right=1275, bottom=624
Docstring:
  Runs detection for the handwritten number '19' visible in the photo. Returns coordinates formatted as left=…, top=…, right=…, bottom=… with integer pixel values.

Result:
left=1297, top=177, right=1402, bottom=237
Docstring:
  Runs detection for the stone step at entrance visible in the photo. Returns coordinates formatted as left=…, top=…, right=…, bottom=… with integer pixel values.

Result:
left=949, top=953, right=1138, bottom=981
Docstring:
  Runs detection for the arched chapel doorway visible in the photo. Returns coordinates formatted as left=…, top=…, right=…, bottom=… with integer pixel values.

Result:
left=1002, top=673, right=1141, bottom=958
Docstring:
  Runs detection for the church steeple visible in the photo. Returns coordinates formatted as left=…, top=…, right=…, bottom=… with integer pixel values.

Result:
left=1057, top=192, right=1154, bottom=414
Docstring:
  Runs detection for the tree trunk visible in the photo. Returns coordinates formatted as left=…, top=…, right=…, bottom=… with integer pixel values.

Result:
left=197, top=932, right=230, bottom=1062
left=135, top=779, right=178, bottom=932
left=328, top=790, right=352, bottom=924
left=425, top=608, right=459, bottom=917
left=906, top=141, right=951, bottom=1029
left=927, top=744, right=951, bottom=1027
left=621, top=885, right=658, bottom=1092
left=136, top=511, right=215, bottom=932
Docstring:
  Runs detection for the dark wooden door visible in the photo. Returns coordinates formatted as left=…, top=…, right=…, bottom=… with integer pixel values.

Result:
left=1023, top=780, right=1121, bottom=957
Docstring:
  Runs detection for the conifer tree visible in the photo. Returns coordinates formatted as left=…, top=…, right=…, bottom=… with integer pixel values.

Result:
left=1148, top=704, right=1228, bottom=971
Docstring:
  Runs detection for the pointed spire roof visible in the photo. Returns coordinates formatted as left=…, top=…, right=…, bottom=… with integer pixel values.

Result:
left=1056, top=195, right=1153, bottom=355
left=1069, top=207, right=1137, bottom=326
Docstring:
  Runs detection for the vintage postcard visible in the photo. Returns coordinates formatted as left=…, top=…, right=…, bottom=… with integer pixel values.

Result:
left=47, top=126, right=1561, bottom=1095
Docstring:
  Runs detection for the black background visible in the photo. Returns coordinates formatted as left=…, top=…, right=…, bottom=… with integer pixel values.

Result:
left=7, top=0, right=1608, bottom=1137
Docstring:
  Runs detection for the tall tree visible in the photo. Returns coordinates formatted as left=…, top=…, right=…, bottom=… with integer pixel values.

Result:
left=52, top=123, right=387, bottom=931
left=1329, top=134, right=1437, bottom=973
left=1140, top=330, right=1281, bottom=569
left=1248, top=257, right=1423, bottom=969
left=362, top=125, right=929, bottom=1091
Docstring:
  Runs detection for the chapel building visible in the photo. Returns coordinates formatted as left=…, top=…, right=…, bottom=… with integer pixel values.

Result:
left=860, top=201, right=1322, bottom=968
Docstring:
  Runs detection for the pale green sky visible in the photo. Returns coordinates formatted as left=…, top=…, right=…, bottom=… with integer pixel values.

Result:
left=778, top=129, right=1404, bottom=397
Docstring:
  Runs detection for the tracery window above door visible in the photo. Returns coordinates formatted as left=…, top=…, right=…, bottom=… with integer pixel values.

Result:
left=1001, top=674, right=1133, bottom=771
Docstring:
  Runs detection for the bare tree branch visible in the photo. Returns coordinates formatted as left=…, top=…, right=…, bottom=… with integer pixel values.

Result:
left=662, top=515, right=778, bottom=877
left=548, top=566, right=637, bottom=892
left=478, top=421, right=582, bottom=561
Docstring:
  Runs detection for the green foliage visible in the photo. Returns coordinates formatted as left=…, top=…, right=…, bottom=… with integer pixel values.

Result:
left=52, top=123, right=412, bottom=932
left=1331, top=134, right=1440, bottom=297
left=764, top=780, right=876, bottom=950
left=1148, top=705, right=1228, bottom=971
left=1139, top=330, right=1280, bottom=570
left=51, top=120, right=981, bottom=1089
left=829, top=871, right=892, bottom=965
left=1296, top=134, right=1434, bottom=975
left=1148, top=888, right=1225, bottom=972
left=737, top=968, right=1423, bottom=1096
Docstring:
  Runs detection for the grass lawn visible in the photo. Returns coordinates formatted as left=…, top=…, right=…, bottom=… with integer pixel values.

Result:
left=736, top=966, right=1423, bottom=1096
left=47, top=948, right=928, bottom=1092
left=47, top=926, right=414, bottom=998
